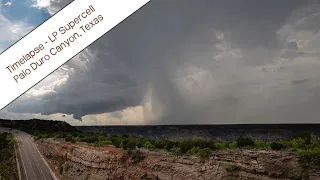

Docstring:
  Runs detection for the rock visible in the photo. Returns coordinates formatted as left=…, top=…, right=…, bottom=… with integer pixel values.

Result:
left=201, top=166, right=206, bottom=171
left=251, top=160, right=258, bottom=165
left=35, top=139, right=308, bottom=180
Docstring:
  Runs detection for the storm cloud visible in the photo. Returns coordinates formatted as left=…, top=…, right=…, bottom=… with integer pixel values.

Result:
left=4, top=0, right=320, bottom=124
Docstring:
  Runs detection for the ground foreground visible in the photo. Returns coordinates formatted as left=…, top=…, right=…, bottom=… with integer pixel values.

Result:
left=36, top=138, right=320, bottom=180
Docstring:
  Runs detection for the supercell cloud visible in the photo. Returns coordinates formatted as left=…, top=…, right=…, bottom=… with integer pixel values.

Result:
left=3, top=0, right=320, bottom=125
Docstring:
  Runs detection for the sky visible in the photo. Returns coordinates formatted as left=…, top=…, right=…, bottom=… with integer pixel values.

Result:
left=1, top=0, right=320, bottom=126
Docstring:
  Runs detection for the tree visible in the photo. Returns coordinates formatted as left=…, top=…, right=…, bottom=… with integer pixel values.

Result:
left=270, top=142, right=283, bottom=150
left=236, top=136, right=254, bottom=147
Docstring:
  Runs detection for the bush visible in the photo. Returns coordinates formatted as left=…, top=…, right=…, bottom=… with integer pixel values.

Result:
left=0, top=133, right=19, bottom=180
left=178, top=140, right=194, bottom=153
left=191, top=137, right=208, bottom=149
left=229, top=141, right=237, bottom=149
left=125, top=138, right=137, bottom=150
left=110, top=137, right=122, bottom=148
left=143, top=141, right=155, bottom=149
left=153, top=140, right=166, bottom=149
left=307, top=135, right=320, bottom=149
left=270, top=142, right=283, bottom=150
left=164, top=140, right=176, bottom=151
left=170, top=147, right=181, bottom=155
left=186, top=147, right=200, bottom=155
left=83, top=136, right=99, bottom=143
left=215, top=142, right=226, bottom=149
left=98, top=135, right=106, bottom=142
left=288, top=137, right=306, bottom=149
left=119, top=142, right=124, bottom=150
left=236, top=136, right=254, bottom=147
left=295, top=148, right=320, bottom=167
left=197, top=148, right=212, bottom=160
left=254, top=140, right=266, bottom=149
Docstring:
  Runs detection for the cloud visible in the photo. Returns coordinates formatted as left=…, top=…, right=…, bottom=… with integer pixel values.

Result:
left=0, top=14, right=33, bottom=52
left=5, top=0, right=320, bottom=124
left=31, top=0, right=73, bottom=15
left=4, top=2, right=12, bottom=6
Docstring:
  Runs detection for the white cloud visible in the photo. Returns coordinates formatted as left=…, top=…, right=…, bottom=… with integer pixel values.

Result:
left=30, top=105, right=146, bottom=126
left=4, top=2, right=12, bottom=6
left=31, top=0, right=71, bottom=15
left=31, top=0, right=51, bottom=9
left=0, top=14, right=33, bottom=49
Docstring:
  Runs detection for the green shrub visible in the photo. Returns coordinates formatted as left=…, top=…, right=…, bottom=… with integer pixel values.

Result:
left=236, top=136, right=254, bottom=147
left=186, top=147, right=200, bottom=155
left=153, top=139, right=166, bottom=149
left=170, top=147, right=181, bottom=155
left=178, top=140, right=191, bottom=153
left=135, top=138, right=144, bottom=148
left=197, top=148, right=212, bottom=160
left=164, top=140, right=176, bottom=151
left=119, top=142, right=124, bottom=150
left=307, top=135, right=320, bottom=149
left=295, top=148, right=320, bottom=167
left=229, top=141, right=237, bottom=149
left=254, top=140, right=266, bottom=148
left=110, top=137, right=122, bottom=148
left=125, top=138, right=137, bottom=150
left=291, top=133, right=311, bottom=144
left=206, top=140, right=216, bottom=150
left=215, top=142, right=226, bottom=149
left=270, top=142, right=283, bottom=150
left=98, top=135, right=106, bottom=142
left=289, top=137, right=306, bottom=149
left=191, top=137, right=208, bottom=149
left=143, top=141, right=155, bottom=149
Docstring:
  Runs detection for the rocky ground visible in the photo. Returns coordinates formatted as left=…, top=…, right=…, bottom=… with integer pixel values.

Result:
left=35, top=138, right=320, bottom=180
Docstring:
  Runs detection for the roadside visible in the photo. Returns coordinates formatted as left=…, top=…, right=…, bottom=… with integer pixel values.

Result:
left=0, top=130, right=19, bottom=180
left=0, top=127, right=59, bottom=180
left=14, top=143, right=23, bottom=180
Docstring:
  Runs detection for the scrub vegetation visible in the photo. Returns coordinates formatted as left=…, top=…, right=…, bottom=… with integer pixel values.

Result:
left=0, top=132, right=18, bottom=180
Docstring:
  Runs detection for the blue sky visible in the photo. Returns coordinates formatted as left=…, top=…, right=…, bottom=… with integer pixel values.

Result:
left=0, top=0, right=50, bottom=51
left=2, top=0, right=49, bottom=24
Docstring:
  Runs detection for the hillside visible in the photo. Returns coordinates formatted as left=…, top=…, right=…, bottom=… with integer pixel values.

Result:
left=0, top=119, right=78, bottom=134
left=76, top=124, right=320, bottom=141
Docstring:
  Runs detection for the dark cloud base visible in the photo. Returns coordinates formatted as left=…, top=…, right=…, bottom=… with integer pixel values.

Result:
left=5, top=0, right=320, bottom=124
